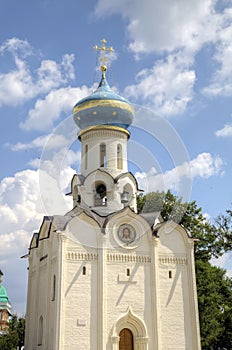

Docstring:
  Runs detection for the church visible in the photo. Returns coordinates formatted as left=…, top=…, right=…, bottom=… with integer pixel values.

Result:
left=24, top=41, right=201, bottom=350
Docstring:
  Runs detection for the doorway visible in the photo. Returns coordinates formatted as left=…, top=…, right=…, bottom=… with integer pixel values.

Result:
left=119, top=328, right=134, bottom=350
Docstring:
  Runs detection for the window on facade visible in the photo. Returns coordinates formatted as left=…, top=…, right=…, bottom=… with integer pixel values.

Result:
left=119, top=328, right=134, bottom=350
left=169, top=270, right=172, bottom=279
left=52, top=275, right=56, bottom=301
left=117, top=144, right=123, bottom=170
left=85, top=144, right=88, bottom=170
left=83, top=266, right=86, bottom=275
left=126, top=268, right=130, bottom=276
left=38, top=315, right=43, bottom=346
left=100, top=143, right=106, bottom=167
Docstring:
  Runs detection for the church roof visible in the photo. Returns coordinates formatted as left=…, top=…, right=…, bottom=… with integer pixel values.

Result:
left=73, top=73, right=134, bottom=130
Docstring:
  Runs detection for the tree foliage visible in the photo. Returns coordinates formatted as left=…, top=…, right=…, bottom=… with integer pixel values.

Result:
left=138, top=190, right=232, bottom=261
left=0, top=314, right=25, bottom=350
left=196, top=260, right=232, bottom=350
left=137, top=190, right=232, bottom=349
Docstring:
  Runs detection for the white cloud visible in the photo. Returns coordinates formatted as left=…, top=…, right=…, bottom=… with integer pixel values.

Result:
left=215, top=123, right=232, bottom=137
left=0, top=165, right=75, bottom=313
left=125, top=53, right=196, bottom=116
left=0, top=37, right=33, bottom=57
left=21, top=85, right=91, bottom=131
left=190, top=152, right=223, bottom=178
left=8, top=134, right=72, bottom=151
left=135, top=152, right=224, bottom=193
left=0, top=38, right=75, bottom=107
left=95, top=0, right=218, bottom=54
left=202, top=8, right=232, bottom=96
left=95, top=1, right=232, bottom=106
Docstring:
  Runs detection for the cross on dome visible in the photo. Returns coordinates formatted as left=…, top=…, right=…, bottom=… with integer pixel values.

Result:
left=72, top=40, right=134, bottom=130
left=93, top=38, right=114, bottom=75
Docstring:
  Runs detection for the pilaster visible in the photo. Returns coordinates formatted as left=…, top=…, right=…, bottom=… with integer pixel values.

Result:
left=150, top=236, right=161, bottom=350
left=56, top=232, right=67, bottom=350
left=111, top=335, right=120, bottom=350
left=44, top=238, right=52, bottom=349
left=186, top=240, right=201, bottom=350
left=97, top=234, right=107, bottom=349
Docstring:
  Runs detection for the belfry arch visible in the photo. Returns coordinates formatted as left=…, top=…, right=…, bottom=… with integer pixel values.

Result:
left=111, top=307, right=148, bottom=350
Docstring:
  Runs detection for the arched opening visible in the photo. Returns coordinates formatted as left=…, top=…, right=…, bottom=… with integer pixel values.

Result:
left=121, top=184, right=133, bottom=207
left=94, top=183, right=107, bottom=206
left=38, top=315, right=43, bottom=346
left=100, top=143, right=106, bottom=167
left=117, top=144, right=123, bottom=170
left=84, top=144, right=88, bottom=169
left=119, top=328, right=134, bottom=350
left=52, top=274, right=56, bottom=301
left=111, top=307, right=148, bottom=350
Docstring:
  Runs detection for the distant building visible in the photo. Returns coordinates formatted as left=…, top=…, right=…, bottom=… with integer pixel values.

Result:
left=0, top=270, right=12, bottom=334
left=24, top=41, right=201, bottom=349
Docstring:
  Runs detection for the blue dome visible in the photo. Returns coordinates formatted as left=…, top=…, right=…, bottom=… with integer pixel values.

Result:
left=73, top=73, right=134, bottom=130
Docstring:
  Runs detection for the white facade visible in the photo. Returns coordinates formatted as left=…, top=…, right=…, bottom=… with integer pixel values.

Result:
left=25, top=124, right=201, bottom=349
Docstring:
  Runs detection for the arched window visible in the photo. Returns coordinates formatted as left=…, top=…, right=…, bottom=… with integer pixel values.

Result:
left=52, top=275, right=56, bottom=301
left=38, top=315, right=43, bottom=346
left=84, top=144, right=88, bottom=170
left=117, top=144, right=123, bottom=170
left=100, top=143, right=106, bottom=167
left=119, top=328, right=134, bottom=350
left=95, top=183, right=107, bottom=206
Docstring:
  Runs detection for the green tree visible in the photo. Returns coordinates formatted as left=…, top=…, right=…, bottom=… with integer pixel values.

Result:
left=137, top=191, right=232, bottom=349
left=196, top=260, right=232, bottom=350
left=138, top=190, right=232, bottom=260
left=0, top=314, right=25, bottom=350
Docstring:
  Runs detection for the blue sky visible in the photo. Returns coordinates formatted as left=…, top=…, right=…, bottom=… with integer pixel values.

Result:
left=0, top=0, right=232, bottom=314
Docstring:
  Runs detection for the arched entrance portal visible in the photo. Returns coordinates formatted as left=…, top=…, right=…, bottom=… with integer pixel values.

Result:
left=119, top=328, right=134, bottom=350
left=111, top=307, right=148, bottom=350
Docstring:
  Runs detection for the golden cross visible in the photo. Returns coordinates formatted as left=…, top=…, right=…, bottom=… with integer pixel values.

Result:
left=93, top=39, right=114, bottom=73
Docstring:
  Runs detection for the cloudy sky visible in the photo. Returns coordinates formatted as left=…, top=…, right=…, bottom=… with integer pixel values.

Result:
left=0, top=0, right=232, bottom=314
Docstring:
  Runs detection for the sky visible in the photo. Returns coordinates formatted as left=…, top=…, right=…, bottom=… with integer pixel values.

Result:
left=0, top=0, right=232, bottom=315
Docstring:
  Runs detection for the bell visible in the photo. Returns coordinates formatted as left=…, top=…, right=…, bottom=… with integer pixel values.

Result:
left=121, top=191, right=129, bottom=203
left=95, top=192, right=101, bottom=199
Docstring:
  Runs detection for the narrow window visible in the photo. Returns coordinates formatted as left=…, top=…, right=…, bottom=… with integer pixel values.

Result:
left=126, top=268, right=130, bottom=276
left=117, top=144, right=123, bottom=170
left=100, top=143, right=106, bottom=167
left=83, top=266, right=86, bottom=275
left=85, top=144, right=88, bottom=170
left=52, top=275, right=56, bottom=301
left=169, top=270, right=172, bottom=279
left=38, top=315, right=43, bottom=346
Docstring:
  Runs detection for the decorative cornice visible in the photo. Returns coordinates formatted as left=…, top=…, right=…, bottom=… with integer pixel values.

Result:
left=66, top=252, right=98, bottom=261
left=159, top=255, right=187, bottom=265
left=78, top=125, right=130, bottom=140
left=107, top=253, right=151, bottom=263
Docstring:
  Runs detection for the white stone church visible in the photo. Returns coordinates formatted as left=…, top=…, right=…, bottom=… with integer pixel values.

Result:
left=24, top=45, right=201, bottom=350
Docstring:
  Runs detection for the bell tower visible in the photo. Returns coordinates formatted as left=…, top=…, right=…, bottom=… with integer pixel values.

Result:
left=71, top=41, right=138, bottom=215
